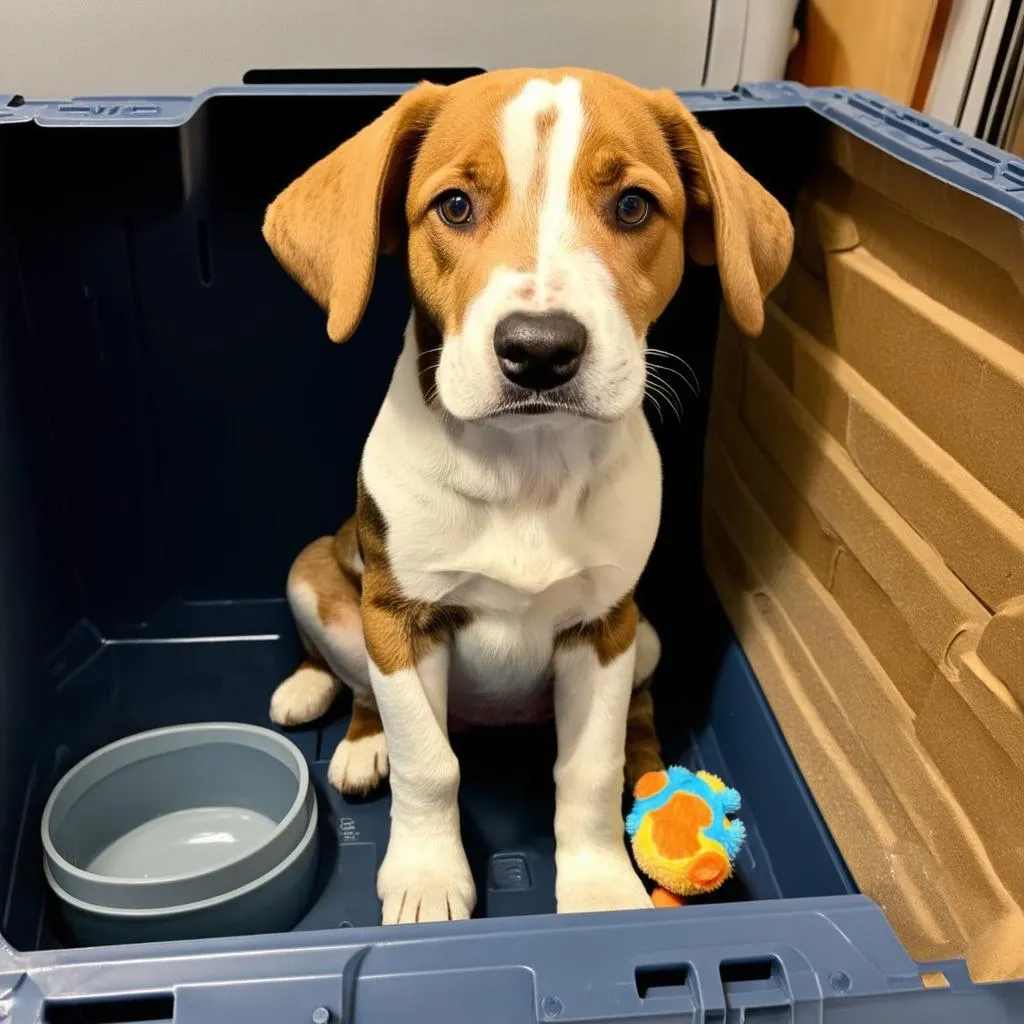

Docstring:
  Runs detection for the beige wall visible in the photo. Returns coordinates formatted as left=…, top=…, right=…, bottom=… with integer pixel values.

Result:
left=0, top=0, right=716, bottom=97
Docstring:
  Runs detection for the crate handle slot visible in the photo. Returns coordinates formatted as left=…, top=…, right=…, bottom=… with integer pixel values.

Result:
left=44, top=993, right=174, bottom=1024
left=635, top=962, right=691, bottom=999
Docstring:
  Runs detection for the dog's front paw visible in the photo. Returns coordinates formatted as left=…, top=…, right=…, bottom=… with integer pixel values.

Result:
left=328, top=732, right=389, bottom=796
left=378, top=835, right=476, bottom=924
left=556, top=849, right=652, bottom=914
left=270, top=664, right=338, bottom=726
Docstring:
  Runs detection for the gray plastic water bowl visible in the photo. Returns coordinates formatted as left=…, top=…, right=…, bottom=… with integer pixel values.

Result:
left=42, top=723, right=319, bottom=945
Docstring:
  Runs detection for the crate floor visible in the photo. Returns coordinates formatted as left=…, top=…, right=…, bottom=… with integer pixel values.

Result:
left=6, top=596, right=852, bottom=950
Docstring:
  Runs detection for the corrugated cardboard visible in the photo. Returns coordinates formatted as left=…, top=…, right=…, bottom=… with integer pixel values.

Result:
left=758, top=302, right=1024, bottom=611
left=706, top=523, right=970, bottom=967
left=948, top=651, right=1024, bottom=773
left=916, top=675, right=1024, bottom=894
left=708, top=363, right=840, bottom=589
left=977, top=599, right=1024, bottom=705
left=741, top=349, right=987, bottom=664
left=777, top=259, right=837, bottom=347
left=703, top=459, right=1024, bottom=980
left=828, top=548, right=936, bottom=714
left=808, top=167, right=1024, bottom=352
left=826, top=247, right=1024, bottom=517
left=709, top=392, right=935, bottom=712
left=826, top=131, right=1024, bottom=297
left=703, top=125, right=1024, bottom=980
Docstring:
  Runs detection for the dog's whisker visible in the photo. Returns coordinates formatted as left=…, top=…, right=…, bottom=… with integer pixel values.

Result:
left=646, top=366, right=683, bottom=410
left=422, top=380, right=442, bottom=409
left=418, top=348, right=444, bottom=374
left=645, top=346, right=691, bottom=364
left=646, top=361, right=695, bottom=413
left=646, top=362, right=699, bottom=397
left=647, top=375, right=684, bottom=423
left=645, top=376, right=682, bottom=423
left=645, top=347, right=700, bottom=384
left=644, top=349, right=701, bottom=396
left=642, top=388, right=665, bottom=425
left=650, top=365, right=699, bottom=399
left=647, top=389, right=675, bottom=425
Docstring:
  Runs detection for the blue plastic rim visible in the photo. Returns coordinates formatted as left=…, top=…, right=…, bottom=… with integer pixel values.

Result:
left=0, top=80, right=1022, bottom=1023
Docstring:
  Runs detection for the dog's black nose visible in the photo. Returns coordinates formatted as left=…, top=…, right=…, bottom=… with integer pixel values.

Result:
left=493, top=312, right=588, bottom=392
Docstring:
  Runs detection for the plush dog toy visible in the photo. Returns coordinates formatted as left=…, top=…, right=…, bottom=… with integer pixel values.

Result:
left=626, top=766, right=746, bottom=907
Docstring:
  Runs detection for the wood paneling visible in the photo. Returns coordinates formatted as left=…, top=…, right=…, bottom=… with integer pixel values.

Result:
left=790, top=0, right=940, bottom=106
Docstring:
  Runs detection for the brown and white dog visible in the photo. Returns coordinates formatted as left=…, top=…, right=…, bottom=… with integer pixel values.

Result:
left=263, top=68, right=792, bottom=925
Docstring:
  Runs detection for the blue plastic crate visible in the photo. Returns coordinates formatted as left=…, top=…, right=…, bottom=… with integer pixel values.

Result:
left=0, top=80, right=1022, bottom=1022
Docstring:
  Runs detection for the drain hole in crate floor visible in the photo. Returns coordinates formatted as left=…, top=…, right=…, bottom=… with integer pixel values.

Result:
left=635, top=963, right=691, bottom=999
left=44, top=994, right=174, bottom=1024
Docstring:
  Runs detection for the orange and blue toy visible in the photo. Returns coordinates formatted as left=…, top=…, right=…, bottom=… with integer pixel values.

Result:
left=626, top=766, right=746, bottom=906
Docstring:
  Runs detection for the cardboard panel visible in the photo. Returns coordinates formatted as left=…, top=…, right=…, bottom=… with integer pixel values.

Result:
left=808, top=168, right=1024, bottom=353
left=703, top=470, right=1024, bottom=981
left=827, top=130, right=1024, bottom=297
left=761, top=302, right=1024, bottom=611
left=977, top=599, right=1024, bottom=704
left=778, top=259, right=838, bottom=347
left=704, top=515, right=968, bottom=968
left=916, top=674, right=1024, bottom=896
left=741, top=350, right=987, bottom=664
left=709, top=404, right=934, bottom=712
left=948, top=650, right=1024, bottom=772
left=829, top=548, right=936, bottom=714
left=827, top=247, right=1024, bottom=517
left=705, top=131, right=1024, bottom=983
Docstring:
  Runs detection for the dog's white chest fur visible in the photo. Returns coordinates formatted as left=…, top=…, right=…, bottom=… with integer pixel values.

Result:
left=361, top=334, right=662, bottom=726
left=442, top=508, right=625, bottom=725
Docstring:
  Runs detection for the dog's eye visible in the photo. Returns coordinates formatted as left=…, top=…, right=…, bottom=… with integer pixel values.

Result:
left=437, top=190, right=473, bottom=226
left=616, top=190, right=652, bottom=228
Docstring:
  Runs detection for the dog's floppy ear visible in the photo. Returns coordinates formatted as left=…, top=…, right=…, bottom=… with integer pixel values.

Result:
left=263, top=83, right=446, bottom=342
left=649, top=90, right=794, bottom=337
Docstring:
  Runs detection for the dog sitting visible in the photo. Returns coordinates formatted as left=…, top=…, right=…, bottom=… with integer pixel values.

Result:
left=263, top=68, right=792, bottom=924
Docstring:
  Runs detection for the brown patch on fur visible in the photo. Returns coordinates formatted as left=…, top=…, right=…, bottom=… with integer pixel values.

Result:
left=288, top=534, right=362, bottom=631
left=405, top=93, right=517, bottom=338
left=555, top=593, right=639, bottom=666
left=357, top=475, right=473, bottom=674
left=346, top=697, right=384, bottom=742
left=332, top=515, right=364, bottom=593
left=645, top=89, right=794, bottom=336
left=263, top=82, right=446, bottom=343
left=625, top=676, right=665, bottom=789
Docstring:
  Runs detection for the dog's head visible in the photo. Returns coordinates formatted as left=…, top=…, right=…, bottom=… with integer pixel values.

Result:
left=264, top=69, right=793, bottom=423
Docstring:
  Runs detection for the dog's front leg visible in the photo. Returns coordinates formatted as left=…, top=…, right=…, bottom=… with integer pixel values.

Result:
left=553, top=602, right=652, bottom=914
left=368, top=635, right=476, bottom=924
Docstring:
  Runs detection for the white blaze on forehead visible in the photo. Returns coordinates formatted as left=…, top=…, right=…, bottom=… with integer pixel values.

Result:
left=437, top=74, right=644, bottom=423
left=500, top=76, right=584, bottom=296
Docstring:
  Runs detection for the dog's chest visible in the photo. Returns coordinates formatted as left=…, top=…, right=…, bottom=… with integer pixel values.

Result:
left=365, top=404, right=662, bottom=726
left=431, top=506, right=624, bottom=726
left=448, top=613, right=558, bottom=726
left=446, top=578, right=593, bottom=727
